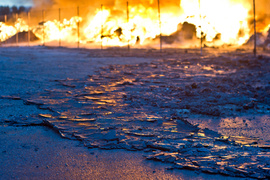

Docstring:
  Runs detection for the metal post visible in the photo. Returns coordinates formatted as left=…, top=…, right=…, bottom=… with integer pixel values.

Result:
left=4, top=15, right=7, bottom=45
left=42, top=10, right=45, bottom=46
left=199, top=0, right=203, bottom=55
left=0, top=17, right=1, bottom=46
left=0, top=15, right=6, bottom=46
left=77, top=6, right=80, bottom=48
left=101, top=4, right=103, bottom=50
left=28, top=12, right=30, bottom=46
left=253, top=0, right=256, bottom=57
left=127, top=1, right=130, bottom=51
left=157, top=0, right=162, bottom=52
left=16, top=13, right=18, bottom=46
left=59, top=8, right=61, bottom=47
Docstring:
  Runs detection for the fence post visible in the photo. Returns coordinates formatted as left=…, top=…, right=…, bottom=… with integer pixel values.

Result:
left=157, top=0, right=162, bottom=52
left=59, top=8, right=61, bottom=47
left=28, top=12, right=30, bottom=46
left=42, top=10, right=45, bottom=46
left=199, top=0, right=203, bottom=55
left=101, top=4, right=103, bottom=50
left=127, top=1, right=130, bottom=51
left=4, top=15, right=7, bottom=45
left=253, top=0, right=256, bottom=57
left=16, top=13, right=18, bottom=46
left=77, top=6, right=80, bottom=48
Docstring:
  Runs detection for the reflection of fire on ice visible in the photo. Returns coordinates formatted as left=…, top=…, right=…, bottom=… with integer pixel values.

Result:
left=1, top=0, right=270, bottom=48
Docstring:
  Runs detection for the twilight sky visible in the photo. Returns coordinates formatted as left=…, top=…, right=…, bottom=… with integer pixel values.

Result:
left=0, top=0, right=33, bottom=6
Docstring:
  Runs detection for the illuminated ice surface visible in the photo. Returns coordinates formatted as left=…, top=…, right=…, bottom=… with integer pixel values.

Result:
left=2, top=48, right=270, bottom=178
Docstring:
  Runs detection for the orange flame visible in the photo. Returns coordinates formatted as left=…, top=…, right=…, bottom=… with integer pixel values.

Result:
left=180, top=0, right=251, bottom=45
left=33, top=16, right=82, bottom=42
left=0, top=22, right=17, bottom=41
left=0, top=0, right=269, bottom=47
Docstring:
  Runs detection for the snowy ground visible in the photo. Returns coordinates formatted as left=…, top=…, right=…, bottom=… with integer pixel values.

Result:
left=1, top=46, right=270, bottom=179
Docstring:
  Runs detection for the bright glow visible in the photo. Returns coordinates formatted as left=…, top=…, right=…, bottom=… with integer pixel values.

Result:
left=0, top=22, right=17, bottom=41
left=0, top=0, right=269, bottom=47
left=33, top=16, right=82, bottom=42
left=180, top=0, right=251, bottom=45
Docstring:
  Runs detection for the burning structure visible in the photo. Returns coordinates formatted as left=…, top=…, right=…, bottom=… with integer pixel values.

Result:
left=0, top=0, right=269, bottom=48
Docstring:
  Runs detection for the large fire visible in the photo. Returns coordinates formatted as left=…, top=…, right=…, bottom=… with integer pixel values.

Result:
left=180, top=0, right=251, bottom=45
left=0, top=0, right=269, bottom=48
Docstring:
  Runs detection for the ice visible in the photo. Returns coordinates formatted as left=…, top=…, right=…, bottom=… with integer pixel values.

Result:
left=2, top=47, right=270, bottom=178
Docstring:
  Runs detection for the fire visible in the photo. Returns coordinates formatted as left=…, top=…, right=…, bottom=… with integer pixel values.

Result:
left=180, top=0, right=251, bottom=45
left=0, top=22, right=17, bottom=41
left=0, top=18, right=29, bottom=42
left=15, top=18, right=29, bottom=32
left=33, top=16, right=82, bottom=42
left=83, top=5, right=183, bottom=46
left=0, top=0, right=269, bottom=48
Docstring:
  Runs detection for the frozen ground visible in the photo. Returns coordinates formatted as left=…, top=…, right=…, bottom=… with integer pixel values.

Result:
left=3, top=126, right=234, bottom=180
left=0, top=46, right=270, bottom=179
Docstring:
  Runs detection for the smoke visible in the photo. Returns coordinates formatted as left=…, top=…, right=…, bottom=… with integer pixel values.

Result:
left=30, top=0, right=182, bottom=25
left=29, top=0, right=270, bottom=24
left=28, top=0, right=270, bottom=46
left=256, top=0, right=270, bottom=32
left=31, top=0, right=181, bottom=9
left=256, top=0, right=270, bottom=13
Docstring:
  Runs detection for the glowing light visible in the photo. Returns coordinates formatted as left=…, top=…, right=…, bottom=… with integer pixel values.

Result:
left=33, top=16, right=82, bottom=42
left=0, top=22, right=17, bottom=41
left=0, top=0, right=269, bottom=47
left=180, top=0, right=251, bottom=45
